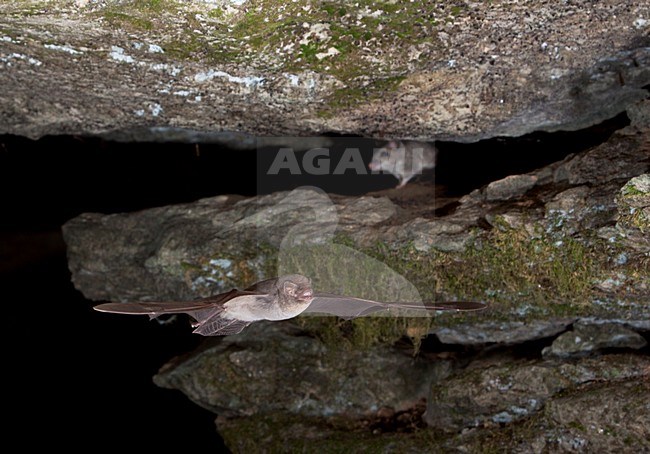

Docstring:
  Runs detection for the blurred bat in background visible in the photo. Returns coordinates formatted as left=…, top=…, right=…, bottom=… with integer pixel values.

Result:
left=94, top=274, right=487, bottom=336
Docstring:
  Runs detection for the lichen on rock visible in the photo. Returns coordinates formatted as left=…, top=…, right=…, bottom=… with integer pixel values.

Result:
left=617, top=173, right=650, bottom=233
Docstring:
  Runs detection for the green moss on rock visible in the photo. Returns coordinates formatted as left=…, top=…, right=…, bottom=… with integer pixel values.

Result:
left=617, top=174, right=650, bottom=233
left=88, top=0, right=446, bottom=111
left=281, top=218, right=622, bottom=349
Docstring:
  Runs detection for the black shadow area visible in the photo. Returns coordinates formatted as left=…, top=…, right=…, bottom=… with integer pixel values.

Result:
left=1, top=137, right=232, bottom=450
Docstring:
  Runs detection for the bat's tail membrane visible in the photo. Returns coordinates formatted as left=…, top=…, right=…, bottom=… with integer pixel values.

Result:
left=192, top=317, right=251, bottom=336
left=183, top=305, right=251, bottom=335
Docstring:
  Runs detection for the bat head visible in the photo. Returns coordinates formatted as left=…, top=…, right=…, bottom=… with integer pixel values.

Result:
left=280, top=274, right=314, bottom=303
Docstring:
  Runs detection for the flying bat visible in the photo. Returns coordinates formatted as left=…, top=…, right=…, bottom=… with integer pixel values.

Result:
left=94, top=274, right=487, bottom=336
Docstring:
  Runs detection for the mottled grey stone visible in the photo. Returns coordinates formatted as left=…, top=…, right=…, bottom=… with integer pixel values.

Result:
left=425, top=354, right=650, bottom=431
left=542, top=321, right=648, bottom=358
left=451, top=378, right=650, bottom=453
left=485, top=175, right=538, bottom=201
left=433, top=319, right=575, bottom=346
left=154, top=322, right=437, bottom=418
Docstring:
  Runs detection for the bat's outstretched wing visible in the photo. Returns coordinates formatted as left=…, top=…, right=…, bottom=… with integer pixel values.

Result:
left=94, top=289, right=251, bottom=315
left=424, top=301, right=488, bottom=311
left=93, top=289, right=263, bottom=335
left=304, top=293, right=487, bottom=319
left=94, top=300, right=216, bottom=315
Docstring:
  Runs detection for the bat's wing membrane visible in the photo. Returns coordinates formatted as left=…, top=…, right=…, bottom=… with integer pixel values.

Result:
left=94, top=300, right=215, bottom=315
left=93, top=289, right=264, bottom=335
left=304, top=293, right=487, bottom=318
left=93, top=289, right=259, bottom=315
left=426, top=301, right=488, bottom=311
left=305, top=294, right=388, bottom=318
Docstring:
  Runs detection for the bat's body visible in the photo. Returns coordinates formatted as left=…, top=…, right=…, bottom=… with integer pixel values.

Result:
left=94, top=274, right=486, bottom=336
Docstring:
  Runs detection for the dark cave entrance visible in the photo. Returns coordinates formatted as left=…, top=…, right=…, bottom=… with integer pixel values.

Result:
left=0, top=112, right=629, bottom=230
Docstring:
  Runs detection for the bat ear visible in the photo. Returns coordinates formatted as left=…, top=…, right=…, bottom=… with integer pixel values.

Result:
left=283, top=281, right=298, bottom=296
